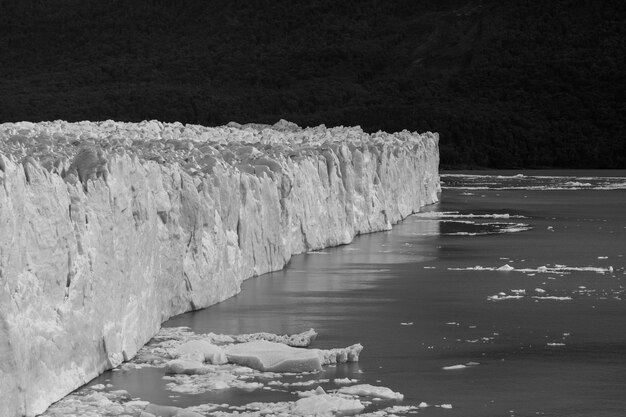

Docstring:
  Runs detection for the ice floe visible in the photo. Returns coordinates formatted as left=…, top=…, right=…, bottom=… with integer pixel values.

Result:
left=292, top=393, right=365, bottom=415
left=441, top=173, right=626, bottom=191
left=450, top=263, right=614, bottom=275
left=334, top=378, right=358, bottom=385
left=40, top=327, right=409, bottom=416
left=442, top=364, right=467, bottom=370
left=337, top=384, right=404, bottom=401
left=414, top=211, right=525, bottom=219
left=225, top=340, right=325, bottom=372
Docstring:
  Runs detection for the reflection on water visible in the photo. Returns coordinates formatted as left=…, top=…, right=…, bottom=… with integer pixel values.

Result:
left=90, top=171, right=626, bottom=416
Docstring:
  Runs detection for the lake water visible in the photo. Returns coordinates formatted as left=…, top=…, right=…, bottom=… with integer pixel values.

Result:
left=87, top=170, right=626, bottom=417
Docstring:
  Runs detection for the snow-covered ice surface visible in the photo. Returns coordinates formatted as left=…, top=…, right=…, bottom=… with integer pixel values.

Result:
left=0, top=120, right=440, bottom=416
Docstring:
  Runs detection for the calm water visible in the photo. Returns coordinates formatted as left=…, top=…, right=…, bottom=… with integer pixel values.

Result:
left=94, top=170, right=626, bottom=416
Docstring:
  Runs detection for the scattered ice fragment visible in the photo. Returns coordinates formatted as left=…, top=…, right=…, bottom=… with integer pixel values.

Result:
left=297, top=386, right=327, bottom=397
left=225, top=340, right=323, bottom=372
left=488, top=294, right=524, bottom=301
left=338, top=384, right=404, bottom=400
left=419, top=402, right=429, bottom=408
left=451, top=264, right=613, bottom=275
left=334, top=378, right=358, bottom=385
left=439, top=404, right=453, bottom=409
left=292, top=394, right=365, bottom=415
left=598, top=256, right=608, bottom=259
left=442, top=364, right=466, bottom=370
left=531, top=296, right=572, bottom=301
left=172, top=340, right=228, bottom=365
left=547, top=343, right=566, bottom=347
left=90, top=384, right=105, bottom=390
left=400, top=322, right=414, bottom=326
left=534, top=288, right=546, bottom=293
left=164, top=359, right=208, bottom=375
left=230, top=328, right=318, bottom=347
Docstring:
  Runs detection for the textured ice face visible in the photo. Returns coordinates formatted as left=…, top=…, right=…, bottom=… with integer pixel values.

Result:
left=0, top=120, right=439, bottom=416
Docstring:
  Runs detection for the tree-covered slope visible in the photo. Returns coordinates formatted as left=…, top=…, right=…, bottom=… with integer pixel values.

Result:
left=1, top=0, right=624, bottom=168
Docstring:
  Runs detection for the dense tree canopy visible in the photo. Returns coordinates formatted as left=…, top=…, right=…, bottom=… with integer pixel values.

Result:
left=1, top=0, right=624, bottom=168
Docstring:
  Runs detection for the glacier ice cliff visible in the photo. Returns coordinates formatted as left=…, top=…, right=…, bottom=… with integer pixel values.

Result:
left=0, top=119, right=439, bottom=416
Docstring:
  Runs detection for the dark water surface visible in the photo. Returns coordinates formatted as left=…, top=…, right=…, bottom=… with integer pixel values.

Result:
left=97, top=170, right=626, bottom=416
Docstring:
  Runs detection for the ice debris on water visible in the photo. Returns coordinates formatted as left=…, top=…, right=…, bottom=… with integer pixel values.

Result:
left=451, top=263, right=614, bottom=275
left=40, top=327, right=420, bottom=417
left=337, top=384, right=404, bottom=401
left=442, top=364, right=467, bottom=370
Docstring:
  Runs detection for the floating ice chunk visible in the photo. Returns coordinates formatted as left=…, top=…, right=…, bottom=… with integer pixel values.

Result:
left=418, top=402, right=429, bottom=408
left=143, top=403, right=204, bottom=417
left=534, top=288, right=546, bottom=293
left=225, top=340, right=322, bottom=372
left=172, top=340, right=228, bottom=364
left=487, top=294, right=524, bottom=301
left=297, top=386, right=327, bottom=397
left=164, top=359, right=208, bottom=375
left=338, top=384, right=404, bottom=400
left=563, top=181, right=592, bottom=187
left=413, top=211, right=524, bottom=219
left=451, top=264, right=613, bottom=275
left=400, top=322, right=414, bottom=326
left=442, top=364, right=466, bottom=370
left=292, top=394, right=364, bottom=415
left=532, top=296, right=572, bottom=301
left=90, top=384, right=105, bottom=390
left=315, top=344, right=363, bottom=365
left=511, top=289, right=526, bottom=294
left=165, top=375, right=231, bottom=393
left=440, top=403, right=453, bottom=409
left=229, top=328, right=318, bottom=347
left=289, top=379, right=329, bottom=387
left=597, top=256, right=608, bottom=259
left=334, top=378, right=358, bottom=385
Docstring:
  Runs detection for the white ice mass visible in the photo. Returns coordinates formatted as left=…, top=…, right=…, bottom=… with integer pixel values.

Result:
left=0, top=119, right=440, bottom=416
left=37, top=327, right=407, bottom=416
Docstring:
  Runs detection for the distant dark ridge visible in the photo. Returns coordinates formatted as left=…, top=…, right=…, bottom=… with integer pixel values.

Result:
left=1, top=0, right=624, bottom=168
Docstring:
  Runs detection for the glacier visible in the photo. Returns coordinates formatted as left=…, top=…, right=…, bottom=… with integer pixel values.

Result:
left=0, top=119, right=439, bottom=416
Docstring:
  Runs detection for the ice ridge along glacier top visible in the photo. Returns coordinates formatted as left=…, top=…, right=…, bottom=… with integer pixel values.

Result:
left=0, top=119, right=440, bottom=416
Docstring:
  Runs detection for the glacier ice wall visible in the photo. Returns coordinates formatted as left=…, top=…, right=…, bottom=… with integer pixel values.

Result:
left=0, top=119, right=439, bottom=416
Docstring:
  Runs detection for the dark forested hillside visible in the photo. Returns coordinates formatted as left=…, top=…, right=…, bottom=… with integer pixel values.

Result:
left=1, top=0, right=624, bottom=168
